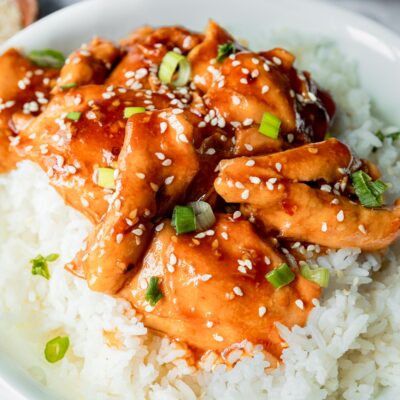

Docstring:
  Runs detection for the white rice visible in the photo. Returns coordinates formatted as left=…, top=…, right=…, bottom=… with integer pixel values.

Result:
left=1, top=32, right=400, bottom=399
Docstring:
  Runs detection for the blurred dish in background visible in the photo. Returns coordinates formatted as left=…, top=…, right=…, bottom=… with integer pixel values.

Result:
left=0, top=0, right=37, bottom=43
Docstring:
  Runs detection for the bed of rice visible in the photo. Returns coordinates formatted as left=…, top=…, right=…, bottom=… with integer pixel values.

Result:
left=1, top=32, right=400, bottom=400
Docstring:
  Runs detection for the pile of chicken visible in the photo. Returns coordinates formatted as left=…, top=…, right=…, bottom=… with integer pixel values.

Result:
left=1, top=21, right=400, bottom=366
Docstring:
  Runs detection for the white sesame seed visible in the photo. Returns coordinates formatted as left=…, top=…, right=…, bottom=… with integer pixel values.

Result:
left=263, top=63, right=270, bottom=72
left=321, top=222, right=328, bottom=232
left=272, top=56, right=282, bottom=65
left=321, top=184, right=332, bottom=192
left=206, top=321, right=214, bottom=328
left=261, top=85, right=270, bottom=94
left=337, top=210, right=344, bottom=222
left=244, top=143, right=254, bottom=151
left=275, top=162, right=282, bottom=172
left=240, top=78, right=248, bottom=84
left=241, top=189, right=250, bottom=200
left=132, top=228, right=143, bottom=236
left=165, top=176, right=175, bottom=185
left=249, top=176, right=261, bottom=184
left=162, top=159, right=172, bottom=167
left=136, top=172, right=145, bottom=180
left=155, top=152, right=165, bottom=160
left=358, top=224, right=367, bottom=234
left=213, top=333, right=224, bottom=342
left=116, top=233, right=123, bottom=244
left=232, top=95, right=241, bottom=105
left=178, top=133, right=189, bottom=143
left=295, top=299, right=304, bottom=310
left=160, top=122, right=168, bottom=133
left=264, top=256, right=271, bottom=265
left=233, top=286, right=243, bottom=296
left=258, top=306, right=267, bottom=317
left=233, top=211, right=241, bottom=219
left=201, top=274, right=212, bottom=282
left=243, top=118, right=253, bottom=126
left=245, top=160, right=255, bottom=167
left=232, top=60, right=241, bottom=67
left=221, top=232, right=228, bottom=240
left=331, top=198, right=340, bottom=205
left=155, top=223, right=164, bottom=232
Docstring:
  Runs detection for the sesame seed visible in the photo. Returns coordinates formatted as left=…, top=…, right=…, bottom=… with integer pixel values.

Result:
left=162, top=159, right=172, bottom=167
left=358, top=224, right=367, bottom=234
left=308, top=92, right=317, bottom=102
left=116, top=233, right=123, bottom=244
left=275, top=162, right=282, bottom=172
left=165, top=176, right=175, bottom=185
left=321, top=222, right=328, bottom=232
left=136, top=172, right=145, bottom=180
left=244, top=143, right=254, bottom=151
left=155, top=223, right=164, bottom=232
left=321, top=184, right=332, bottom=192
left=178, top=133, right=189, bottom=143
left=232, top=95, right=241, bottom=105
left=261, top=85, right=270, bottom=94
left=245, top=159, right=255, bottom=167
left=169, top=253, right=177, bottom=265
left=337, top=210, right=344, bottom=222
left=258, top=306, right=267, bottom=317
left=249, top=176, right=261, bottom=184
left=233, top=286, right=243, bottom=296
left=240, top=78, right=248, bottom=84
left=263, top=63, right=270, bottom=72
left=132, top=228, right=143, bottom=236
left=201, top=274, right=212, bottom=282
left=150, top=182, right=159, bottom=192
left=206, top=321, right=214, bottom=328
left=213, top=333, right=224, bottom=342
left=233, top=211, right=241, bottom=219
left=272, top=56, right=282, bottom=65
left=155, top=152, right=165, bottom=160
left=243, top=118, right=253, bottom=126
left=241, top=68, right=249, bottom=74
left=331, top=198, right=340, bottom=205
left=160, top=122, right=168, bottom=133
left=232, top=60, right=241, bottom=67
left=241, top=189, right=250, bottom=200
left=295, top=299, right=304, bottom=310
left=238, top=266, right=247, bottom=274
left=264, top=256, right=271, bottom=265
left=252, top=57, right=260, bottom=64
left=221, top=232, right=228, bottom=240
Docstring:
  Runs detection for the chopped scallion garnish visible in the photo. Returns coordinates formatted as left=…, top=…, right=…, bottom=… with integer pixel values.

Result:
left=375, top=130, right=400, bottom=142
left=145, top=276, right=163, bottom=306
left=216, top=42, right=236, bottom=63
left=171, top=205, right=196, bottom=235
left=28, top=49, right=65, bottom=68
left=265, top=263, right=295, bottom=289
left=351, top=170, right=388, bottom=208
left=30, top=253, right=59, bottom=280
left=97, top=168, right=115, bottom=189
left=124, top=106, right=146, bottom=119
left=259, top=112, right=281, bottom=139
left=300, top=263, right=330, bottom=288
left=188, top=201, right=216, bottom=232
left=66, top=111, right=81, bottom=122
left=60, top=82, right=77, bottom=90
left=158, top=51, right=191, bottom=87
left=44, top=336, right=69, bottom=363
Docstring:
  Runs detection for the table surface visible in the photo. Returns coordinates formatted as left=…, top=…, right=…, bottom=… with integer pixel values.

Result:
left=1, top=0, right=400, bottom=398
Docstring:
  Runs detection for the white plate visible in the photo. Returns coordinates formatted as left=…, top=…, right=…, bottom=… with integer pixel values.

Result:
left=1, top=0, right=400, bottom=398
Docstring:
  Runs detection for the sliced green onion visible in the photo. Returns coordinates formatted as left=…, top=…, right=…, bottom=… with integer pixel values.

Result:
left=28, top=49, right=65, bottom=68
left=375, top=130, right=400, bottom=142
left=265, top=263, right=295, bottom=289
left=145, top=276, right=163, bottom=306
left=300, top=263, right=330, bottom=288
left=124, top=106, right=146, bottom=119
left=66, top=111, right=81, bottom=122
left=188, top=201, right=216, bottom=231
left=216, top=42, right=236, bottom=63
left=60, top=82, right=77, bottom=90
left=351, top=170, right=388, bottom=208
left=30, top=253, right=59, bottom=280
left=259, top=112, right=281, bottom=139
left=97, top=168, right=115, bottom=189
left=171, top=205, right=196, bottom=235
left=158, top=51, right=191, bottom=87
left=44, top=336, right=69, bottom=363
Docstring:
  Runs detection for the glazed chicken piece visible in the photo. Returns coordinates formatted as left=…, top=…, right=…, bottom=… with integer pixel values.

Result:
left=0, top=48, right=59, bottom=172
left=108, top=26, right=203, bottom=92
left=214, top=139, right=400, bottom=250
left=15, top=85, right=171, bottom=223
left=120, top=215, right=320, bottom=363
left=188, top=21, right=335, bottom=155
left=53, top=38, right=121, bottom=92
left=73, top=109, right=200, bottom=294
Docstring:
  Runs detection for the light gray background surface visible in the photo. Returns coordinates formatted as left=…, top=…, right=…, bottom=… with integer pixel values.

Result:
left=1, top=0, right=399, bottom=399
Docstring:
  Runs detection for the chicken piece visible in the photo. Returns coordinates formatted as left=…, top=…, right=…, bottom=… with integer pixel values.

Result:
left=108, top=26, right=203, bottom=91
left=53, top=38, right=121, bottom=92
left=0, top=48, right=59, bottom=172
left=188, top=21, right=335, bottom=152
left=214, top=139, right=400, bottom=250
left=72, top=109, right=200, bottom=294
left=16, top=85, right=171, bottom=223
left=120, top=215, right=320, bottom=361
